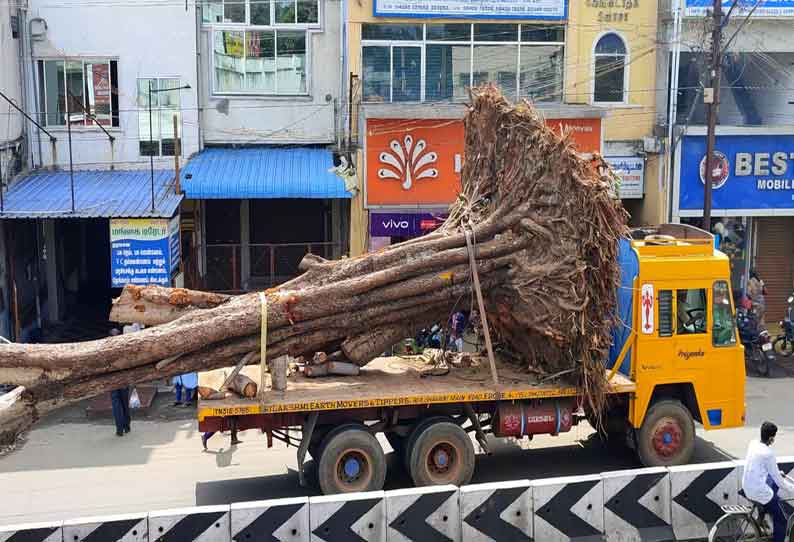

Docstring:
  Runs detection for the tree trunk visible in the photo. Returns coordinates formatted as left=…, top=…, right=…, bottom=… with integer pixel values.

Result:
left=0, top=86, right=627, bottom=444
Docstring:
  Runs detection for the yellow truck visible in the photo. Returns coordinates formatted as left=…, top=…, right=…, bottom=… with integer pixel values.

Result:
left=197, top=224, right=746, bottom=495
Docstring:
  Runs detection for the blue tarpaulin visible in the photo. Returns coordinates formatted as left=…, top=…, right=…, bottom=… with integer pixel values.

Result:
left=608, top=238, right=639, bottom=375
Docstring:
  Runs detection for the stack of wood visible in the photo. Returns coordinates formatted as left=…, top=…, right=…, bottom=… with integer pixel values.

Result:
left=0, top=85, right=627, bottom=444
left=303, top=352, right=361, bottom=378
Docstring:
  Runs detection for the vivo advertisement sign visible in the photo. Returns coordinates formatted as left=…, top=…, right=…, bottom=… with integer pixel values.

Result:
left=677, top=130, right=794, bottom=216
left=685, top=0, right=794, bottom=17
left=374, top=0, right=566, bottom=19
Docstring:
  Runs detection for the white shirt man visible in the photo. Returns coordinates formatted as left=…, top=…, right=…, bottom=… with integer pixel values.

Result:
left=742, top=422, right=794, bottom=542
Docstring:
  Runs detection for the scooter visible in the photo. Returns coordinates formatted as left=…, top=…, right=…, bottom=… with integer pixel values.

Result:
left=737, top=307, right=774, bottom=377
left=774, top=293, right=794, bottom=357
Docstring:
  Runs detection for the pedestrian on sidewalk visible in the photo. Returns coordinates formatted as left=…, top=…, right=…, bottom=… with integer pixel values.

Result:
left=173, top=372, right=198, bottom=406
left=109, top=328, right=131, bottom=436
left=748, top=269, right=768, bottom=326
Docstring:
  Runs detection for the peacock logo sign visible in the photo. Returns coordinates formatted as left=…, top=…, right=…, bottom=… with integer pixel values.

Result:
left=377, top=135, right=439, bottom=191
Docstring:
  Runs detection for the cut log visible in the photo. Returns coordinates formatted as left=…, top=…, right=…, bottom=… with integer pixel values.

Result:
left=227, top=374, right=257, bottom=398
left=0, top=86, right=627, bottom=444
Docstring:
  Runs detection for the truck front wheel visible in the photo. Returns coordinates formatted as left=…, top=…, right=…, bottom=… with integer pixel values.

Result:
left=317, top=426, right=387, bottom=494
left=637, top=399, right=695, bottom=467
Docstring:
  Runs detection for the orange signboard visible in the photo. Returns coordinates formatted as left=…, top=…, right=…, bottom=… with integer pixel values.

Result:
left=546, top=118, right=602, bottom=155
left=365, top=116, right=602, bottom=207
left=366, top=119, right=464, bottom=207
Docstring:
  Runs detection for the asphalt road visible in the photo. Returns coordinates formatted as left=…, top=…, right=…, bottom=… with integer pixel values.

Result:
left=0, top=375, right=790, bottom=525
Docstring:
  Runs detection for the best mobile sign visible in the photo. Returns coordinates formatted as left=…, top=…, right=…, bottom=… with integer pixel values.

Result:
left=676, top=128, right=794, bottom=216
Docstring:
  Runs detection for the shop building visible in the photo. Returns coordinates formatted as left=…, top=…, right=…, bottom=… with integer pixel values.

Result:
left=184, top=0, right=352, bottom=293
left=346, top=0, right=664, bottom=253
left=674, top=127, right=794, bottom=320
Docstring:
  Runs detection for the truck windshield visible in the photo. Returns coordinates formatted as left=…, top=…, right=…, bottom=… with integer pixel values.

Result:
left=713, top=280, right=736, bottom=346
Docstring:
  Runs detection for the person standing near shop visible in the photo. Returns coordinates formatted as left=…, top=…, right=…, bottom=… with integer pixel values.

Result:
left=109, top=328, right=131, bottom=436
left=748, top=270, right=767, bottom=325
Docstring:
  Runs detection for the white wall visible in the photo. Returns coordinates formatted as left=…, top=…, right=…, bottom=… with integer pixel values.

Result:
left=0, top=1, right=23, bottom=146
left=27, top=0, right=200, bottom=170
left=199, top=0, right=341, bottom=145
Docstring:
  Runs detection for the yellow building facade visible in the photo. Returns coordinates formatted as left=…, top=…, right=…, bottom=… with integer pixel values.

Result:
left=347, top=0, right=665, bottom=255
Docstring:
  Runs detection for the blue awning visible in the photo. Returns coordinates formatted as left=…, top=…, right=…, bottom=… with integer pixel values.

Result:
left=181, top=147, right=351, bottom=199
left=0, top=170, right=182, bottom=219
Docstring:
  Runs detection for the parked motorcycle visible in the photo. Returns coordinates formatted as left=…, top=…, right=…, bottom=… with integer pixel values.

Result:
left=774, top=293, right=794, bottom=357
left=737, top=307, right=774, bottom=376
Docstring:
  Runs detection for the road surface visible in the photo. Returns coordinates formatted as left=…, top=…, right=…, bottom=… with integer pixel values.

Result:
left=0, top=375, right=789, bottom=525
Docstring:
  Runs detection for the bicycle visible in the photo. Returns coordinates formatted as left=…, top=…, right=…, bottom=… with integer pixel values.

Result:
left=709, top=478, right=794, bottom=542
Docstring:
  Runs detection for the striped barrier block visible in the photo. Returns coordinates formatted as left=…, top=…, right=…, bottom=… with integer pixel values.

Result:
left=601, top=467, right=673, bottom=542
left=670, top=462, right=738, bottom=541
left=385, top=485, right=459, bottom=542
left=532, top=474, right=603, bottom=542
left=459, top=480, right=532, bottom=542
left=309, top=491, right=385, bottom=542
left=63, top=513, right=147, bottom=542
left=0, top=521, right=63, bottom=542
left=148, top=505, right=230, bottom=542
left=231, top=497, right=309, bottom=542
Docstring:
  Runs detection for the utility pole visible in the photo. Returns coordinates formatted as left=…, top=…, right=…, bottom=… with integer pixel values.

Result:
left=703, top=0, right=723, bottom=233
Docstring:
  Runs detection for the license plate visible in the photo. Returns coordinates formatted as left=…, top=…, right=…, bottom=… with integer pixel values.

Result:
left=762, top=343, right=773, bottom=351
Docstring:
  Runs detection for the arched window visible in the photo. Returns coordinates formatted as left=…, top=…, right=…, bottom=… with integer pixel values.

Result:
left=594, top=33, right=627, bottom=103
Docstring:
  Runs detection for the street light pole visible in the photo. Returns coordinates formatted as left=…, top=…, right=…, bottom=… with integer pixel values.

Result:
left=703, top=0, right=723, bottom=233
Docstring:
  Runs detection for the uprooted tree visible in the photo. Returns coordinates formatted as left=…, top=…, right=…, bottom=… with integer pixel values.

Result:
left=0, top=86, right=628, bottom=444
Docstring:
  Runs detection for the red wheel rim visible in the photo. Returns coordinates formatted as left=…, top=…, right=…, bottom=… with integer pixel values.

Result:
left=651, top=417, right=683, bottom=458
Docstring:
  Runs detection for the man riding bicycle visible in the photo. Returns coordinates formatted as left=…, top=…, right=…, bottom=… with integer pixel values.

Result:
left=742, top=422, right=794, bottom=542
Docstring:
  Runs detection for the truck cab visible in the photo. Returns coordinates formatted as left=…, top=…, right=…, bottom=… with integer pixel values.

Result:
left=613, top=223, right=746, bottom=465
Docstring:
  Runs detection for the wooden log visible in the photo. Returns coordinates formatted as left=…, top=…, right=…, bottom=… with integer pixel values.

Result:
left=110, top=285, right=231, bottom=326
left=228, top=373, right=257, bottom=398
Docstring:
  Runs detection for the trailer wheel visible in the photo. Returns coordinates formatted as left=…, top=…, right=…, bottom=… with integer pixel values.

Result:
left=403, top=416, right=450, bottom=470
left=317, top=426, right=386, bottom=495
left=637, top=400, right=695, bottom=467
left=408, top=421, right=475, bottom=487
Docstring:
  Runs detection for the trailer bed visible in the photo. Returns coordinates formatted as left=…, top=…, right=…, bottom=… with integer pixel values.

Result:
left=197, top=356, right=635, bottom=421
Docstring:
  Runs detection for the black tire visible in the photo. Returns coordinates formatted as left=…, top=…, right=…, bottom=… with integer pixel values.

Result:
left=408, top=420, right=475, bottom=487
left=708, top=513, right=762, bottom=542
left=637, top=400, right=695, bottom=467
left=317, top=426, right=386, bottom=495
left=403, top=416, right=450, bottom=471
left=775, top=337, right=794, bottom=357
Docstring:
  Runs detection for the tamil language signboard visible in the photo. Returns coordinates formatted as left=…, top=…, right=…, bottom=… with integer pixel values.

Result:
left=110, top=217, right=180, bottom=287
left=374, top=0, right=567, bottom=19
left=607, top=156, right=645, bottom=199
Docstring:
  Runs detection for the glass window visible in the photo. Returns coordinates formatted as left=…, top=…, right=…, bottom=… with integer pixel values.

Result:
left=214, top=29, right=306, bottom=94
left=521, top=24, right=565, bottom=43
left=473, top=44, right=517, bottom=100
left=275, top=0, right=294, bottom=22
left=677, top=288, right=707, bottom=335
left=474, top=23, right=517, bottom=42
left=362, top=24, right=422, bottom=41
left=38, top=59, right=119, bottom=127
left=138, top=78, right=183, bottom=157
left=250, top=0, right=270, bottom=24
left=276, top=31, right=306, bottom=94
left=224, top=0, right=245, bottom=23
left=425, top=44, right=470, bottom=101
left=520, top=44, right=564, bottom=102
left=713, top=281, right=737, bottom=346
left=426, top=24, right=470, bottom=42
left=362, top=46, right=390, bottom=102
left=296, top=0, right=318, bottom=23
left=594, top=32, right=627, bottom=103
left=659, top=290, right=673, bottom=337
left=203, top=0, right=223, bottom=22
left=392, top=46, right=421, bottom=102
